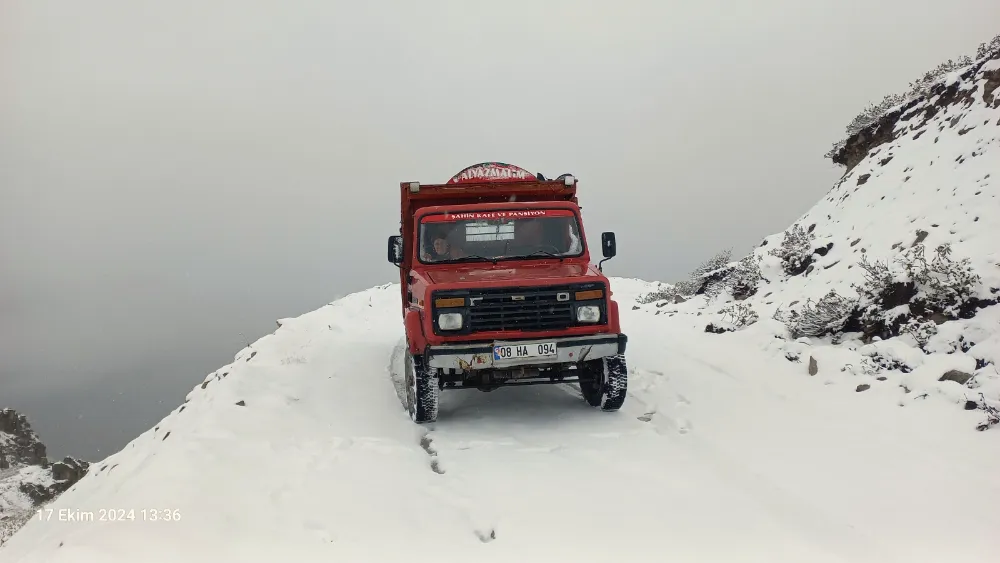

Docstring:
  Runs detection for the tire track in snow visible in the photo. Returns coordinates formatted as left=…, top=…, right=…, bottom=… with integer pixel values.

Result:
left=387, top=342, right=501, bottom=544
left=418, top=429, right=499, bottom=544
left=385, top=339, right=894, bottom=560
left=388, top=344, right=658, bottom=548
left=413, top=379, right=697, bottom=556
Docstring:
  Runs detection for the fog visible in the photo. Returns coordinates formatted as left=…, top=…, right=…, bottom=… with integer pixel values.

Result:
left=2, top=0, right=997, bottom=460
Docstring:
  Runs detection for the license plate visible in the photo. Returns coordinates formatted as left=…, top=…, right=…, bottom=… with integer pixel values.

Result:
left=493, top=341, right=557, bottom=362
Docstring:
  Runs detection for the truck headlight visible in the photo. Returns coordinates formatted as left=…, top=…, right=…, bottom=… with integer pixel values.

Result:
left=576, top=306, right=600, bottom=323
left=438, top=313, right=463, bottom=330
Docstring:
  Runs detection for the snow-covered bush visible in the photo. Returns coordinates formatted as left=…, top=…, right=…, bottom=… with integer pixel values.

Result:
left=641, top=248, right=764, bottom=305
left=906, top=57, right=973, bottom=98
left=901, top=318, right=939, bottom=348
left=671, top=279, right=700, bottom=297
left=900, top=244, right=981, bottom=316
left=976, top=33, right=1000, bottom=60
left=847, top=93, right=907, bottom=138
left=720, top=302, right=759, bottom=328
left=702, top=272, right=731, bottom=299
left=774, top=290, right=858, bottom=339
left=691, top=248, right=732, bottom=280
left=971, top=393, right=1000, bottom=432
left=637, top=284, right=683, bottom=305
left=826, top=32, right=999, bottom=161
left=727, top=254, right=763, bottom=300
left=637, top=248, right=733, bottom=304
left=690, top=248, right=735, bottom=298
left=858, top=353, right=912, bottom=375
left=768, top=224, right=815, bottom=276
left=854, top=244, right=982, bottom=339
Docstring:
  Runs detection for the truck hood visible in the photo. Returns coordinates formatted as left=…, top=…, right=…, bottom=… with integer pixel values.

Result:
left=423, top=263, right=598, bottom=285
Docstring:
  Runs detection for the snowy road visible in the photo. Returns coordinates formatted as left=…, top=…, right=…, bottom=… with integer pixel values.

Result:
left=2, top=281, right=997, bottom=562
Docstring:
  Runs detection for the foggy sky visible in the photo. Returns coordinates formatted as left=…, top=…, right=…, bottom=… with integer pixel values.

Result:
left=2, top=0, right=998, bottom=460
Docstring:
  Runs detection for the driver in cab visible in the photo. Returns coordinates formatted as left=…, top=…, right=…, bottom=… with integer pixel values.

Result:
left=422, top=224, right=467, bottom=261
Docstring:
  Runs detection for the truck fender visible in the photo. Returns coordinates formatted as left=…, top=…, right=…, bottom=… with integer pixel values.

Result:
left=404, top=309, right=425, bottom=354
left=607, top=299, right=621, bottom=333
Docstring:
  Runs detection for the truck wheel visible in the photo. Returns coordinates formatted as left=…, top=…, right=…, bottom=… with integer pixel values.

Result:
left=404, top=350, right=439, bottom=423
left=578, top=355, right=628, bottom=411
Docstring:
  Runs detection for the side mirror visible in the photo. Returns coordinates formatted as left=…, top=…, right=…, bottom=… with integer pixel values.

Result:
left=387, top=235, right=403, bottom=266
left=598, top=232, right=616, bottom=272
left=601, top=232, right=617, bottom=258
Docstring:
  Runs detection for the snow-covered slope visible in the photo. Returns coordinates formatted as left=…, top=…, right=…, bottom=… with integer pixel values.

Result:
left=2, top=279, right=998, bottom=562
left=641, top=48, right=1000, bottom=428
left=759, top=52, right=1000, bottom=314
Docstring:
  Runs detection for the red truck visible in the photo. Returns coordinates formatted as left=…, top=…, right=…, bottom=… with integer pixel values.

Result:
left=387, top=162, right=628, bottom=422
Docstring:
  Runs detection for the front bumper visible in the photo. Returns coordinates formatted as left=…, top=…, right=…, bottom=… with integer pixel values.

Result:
left=425, top=333, right=627, bottom=371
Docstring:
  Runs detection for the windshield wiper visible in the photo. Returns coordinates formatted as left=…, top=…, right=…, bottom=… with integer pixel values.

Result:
left=452, top=254, right=500, bottom=265
left=506, top=250, right=565, bottom=262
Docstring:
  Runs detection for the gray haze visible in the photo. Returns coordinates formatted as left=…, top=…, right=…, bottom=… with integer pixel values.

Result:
left=2, top=0, right=998, bottom=460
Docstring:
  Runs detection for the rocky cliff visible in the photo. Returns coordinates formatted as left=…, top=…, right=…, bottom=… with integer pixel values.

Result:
left=1, top=409, right=90, bottom=546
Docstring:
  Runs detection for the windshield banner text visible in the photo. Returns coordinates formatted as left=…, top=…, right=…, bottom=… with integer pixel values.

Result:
left=422, top=209, right=573, bottom=223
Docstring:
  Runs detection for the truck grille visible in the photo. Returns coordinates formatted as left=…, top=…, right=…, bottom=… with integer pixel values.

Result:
left=462, top=284, right=601, bottom=333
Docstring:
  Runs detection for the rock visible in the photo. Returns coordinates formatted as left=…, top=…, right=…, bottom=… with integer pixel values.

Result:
left=938, top=370, right=973, bottom=385
left=808, top=356, right=818, bottom=376
left=964, top=400, right=979, bottom=410
left=16, top=458, right=90, bottom=506
left=51, top=457, right=89, bottom=482
left=814, top=242, right=834, bottom=256
left=856, top=384, right=871, bottom=392
left=235, top=400, right=246, bottom=407
left=0, top=408, right=48, bottom=467
left=2, top=410, right=91, bottom=543
left=930, top=312, right=950, bottom=325
left=18, top=482, right=51, bottom=504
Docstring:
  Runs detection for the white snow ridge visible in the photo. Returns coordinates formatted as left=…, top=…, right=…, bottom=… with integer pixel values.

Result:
left=4, top=49, right=1000, bottom=563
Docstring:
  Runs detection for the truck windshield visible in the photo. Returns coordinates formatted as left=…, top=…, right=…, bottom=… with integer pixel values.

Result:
left=418, top=209, right=585, bottom=263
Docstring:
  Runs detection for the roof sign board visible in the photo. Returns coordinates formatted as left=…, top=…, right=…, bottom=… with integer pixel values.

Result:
left=448, top=162, right=537, bottom=184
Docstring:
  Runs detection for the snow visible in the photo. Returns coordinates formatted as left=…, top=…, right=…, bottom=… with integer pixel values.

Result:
left=639, top=52, right=1000, bottom=420
left=3, top=45, right=999, bottom=563
left=1, top=466, right=53, bottom=546
left=1, top=467, right=42, bottom=516
left=0, top=278, right=995, bottom=562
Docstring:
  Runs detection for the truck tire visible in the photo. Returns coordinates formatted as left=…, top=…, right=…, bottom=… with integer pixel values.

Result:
left=578, top=355, right=628, bottom=411
left=404, top=350, right=439, bottom=423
